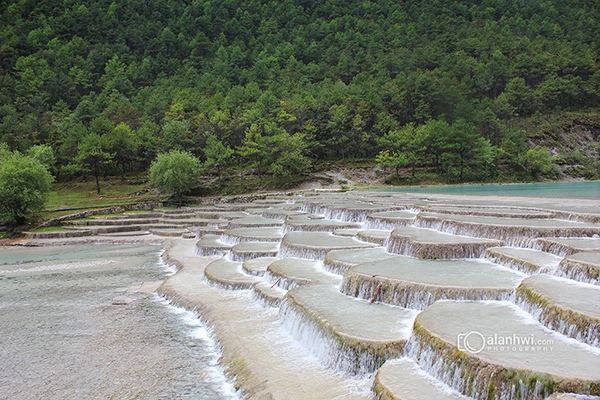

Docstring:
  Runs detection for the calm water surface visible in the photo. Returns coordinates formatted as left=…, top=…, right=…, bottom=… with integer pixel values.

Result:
left=0, top=244, right=238, bottom=400
left=379, top=181, right=600, bottom=199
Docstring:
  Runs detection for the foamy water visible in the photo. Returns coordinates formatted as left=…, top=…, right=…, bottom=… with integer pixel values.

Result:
left=157, top=296, right=240, bottom=399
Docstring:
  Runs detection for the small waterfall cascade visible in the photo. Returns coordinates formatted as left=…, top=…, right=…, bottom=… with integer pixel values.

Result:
left=50, top=190, right=600, bottom=399
left=536, top=236, right=600, bottom=257
left=278, top=283, right=418, bottom=375
left=483, top=246, right=562, bottom=274
left=514, top=275, right=600, bottom=348
left=340, top=256, right=523, bottom=310
left=552, top=251, right=600, bottom=285
left=404, top=301, right=600, bottom=400
left=386, top=226, right=503, bottom=259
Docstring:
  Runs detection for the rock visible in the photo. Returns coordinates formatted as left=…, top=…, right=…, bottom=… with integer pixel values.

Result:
left=112, top=296, right=135, bottom=305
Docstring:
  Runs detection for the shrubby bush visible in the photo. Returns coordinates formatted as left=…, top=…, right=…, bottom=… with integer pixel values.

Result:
left=149, top=150, right=202, bottom=197
left=0, top=151, right=54, bottom=225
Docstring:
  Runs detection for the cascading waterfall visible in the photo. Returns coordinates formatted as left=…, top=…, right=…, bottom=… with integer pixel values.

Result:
left=277, top=243, right=327, bottom=260
left=229, top=250, right=278, bottom=262
left=219, top=234, right=245, bottom=245
left=263, top=270, right=305, bottom=290
left=404, top=324, right=555, bottom=400
left=282, top=221, right=362, bottom=233
left=552, top=268, right=596, bottom=285
left=341, top=274, right=514, bottom=311
left=414, top=214, right=600, bottom=247
left=484, top=250, right=541, bottom=274
left=535, top=239, right=577, bottom=257
left=299, top=202, right=396, bottom=223
left=279, top=299, right=398, bottom=375
left=386, top=234, right=500, bottom=259
left=363, top=218, right=412, bottom=231
left=552, top=263, right=599, bottom=286
left=514, top=284, right=600, bottom=348
left=251, top=283, right=286, bottom=308
left=322, top=257, right=352, bottom=275
left=514, top=296, right=600, bottom=348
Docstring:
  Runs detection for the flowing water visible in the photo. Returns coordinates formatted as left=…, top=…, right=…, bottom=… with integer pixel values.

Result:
left=5, top=186, right=599, bottom=400
left=0, top=244, right=238, bottom=400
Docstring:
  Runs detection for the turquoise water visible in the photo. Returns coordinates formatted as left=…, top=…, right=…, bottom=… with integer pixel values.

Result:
left=378, top=181, right=600, bottom=199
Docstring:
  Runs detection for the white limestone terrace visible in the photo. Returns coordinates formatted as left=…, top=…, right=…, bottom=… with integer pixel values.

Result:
left=300, top=198, right=404, bottom=222
left=229, top=241, right=279, bottom=261
left=417, top=204, right=557, bottom=219
left=195, top=234, right=232, bottom=256
left=341, top=255, right=525, bottom=310
left=219, top=226, right=284, bottom=244
left=515, top=274, right=600, bottom=347
left=278, top=231, right=378, bottom=259
left=414, top=212, right=600, bottom=245
left=260, top=205, right=306, bottom=220
left=387, top=226, right=503, bottom=259
left=283, top=214, right=362, bottom=232
left=356, top=229, right=392, bottom=245
left=408, top=300, right=600, bottom=399
left=253, top=281, right=287, bottom=307
left=323, top=247, right=396, bottom=274
left=225, top=216, right=283, bottom=229
left=241, top=257, right=278, bottom=276
left=553, top=252, right=600, bottom=285
left=23, top=189, right=600, bottom=399
left=211, top=202, right=274, bottom=212
left=537, top=237, right=600, bottom=256
left=196, top=210, right=250, bottom=220
left=280, top=283, right=419, bottom=375
left=159, top=242, right=373, bottom=400
left=264, top=258, right=338, bottom=290
left=333, top=228, right=362, bottom=236
left=373, top=358, right=468, bottom=400
left=364, top=210, right=418, bottom=230
left=204, top=258, right=261, bottom=289
left=484, top=246, right=563, bottom=274
left=364, top=191, right=600, bottom=222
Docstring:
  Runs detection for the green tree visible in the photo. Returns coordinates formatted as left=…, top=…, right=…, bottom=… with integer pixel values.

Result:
left=76, top=133, right=113, bottom=194
left=27, top=144, right=56, bottom=174
left=237, top=123, right=267, bottom=180
left=0, top=152, right=54, bottom=225
left=375, top=149, right=408, bottom=178
left=149, top=150, right=202, bottom=198
left=521, top=146, right=558, bottom=179
left=107, top=123, right=138, bottom=179
left=203, top=134, right=233, bottom=182
left=444, top=120, right=495, bottom=181
left=377, top=123, right=425, bottom=177
left=266, top=131, right=312, bottom=177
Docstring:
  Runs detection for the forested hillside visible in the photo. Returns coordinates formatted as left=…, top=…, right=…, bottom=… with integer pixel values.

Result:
left=1, top=0, right=599, bottom=184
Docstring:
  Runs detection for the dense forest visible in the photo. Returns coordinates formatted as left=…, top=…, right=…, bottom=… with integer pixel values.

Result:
left=1, top=0, right=599, bottom=185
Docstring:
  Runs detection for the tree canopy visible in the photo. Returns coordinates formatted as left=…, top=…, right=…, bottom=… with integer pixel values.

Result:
left=149, top=150, right=202, bottom=197
left=0, top=0, right=598, bottom=183
left=0, top=151, right=54, bottom=225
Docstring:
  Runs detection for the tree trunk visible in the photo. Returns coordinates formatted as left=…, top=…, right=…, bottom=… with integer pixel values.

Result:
left=94, top=162, right=101, bottom=194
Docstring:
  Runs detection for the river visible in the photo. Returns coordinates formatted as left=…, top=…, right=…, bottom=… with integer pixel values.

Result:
left=0, top=243, right=238, bottom=400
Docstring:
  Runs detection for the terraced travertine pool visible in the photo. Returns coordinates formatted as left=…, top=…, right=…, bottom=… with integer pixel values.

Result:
left=13, top=188, right=600, bottom=399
